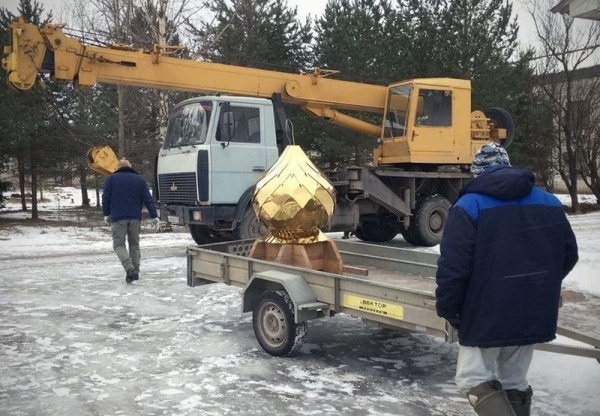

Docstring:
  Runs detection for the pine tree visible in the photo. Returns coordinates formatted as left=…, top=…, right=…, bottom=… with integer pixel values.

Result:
left=191, top=0, right=312, bottom=70
left=0, top=0, right=54, bottom=218
left=311, top=0, right=395, bottom=169
left=187, top=0, right=316, bottom=161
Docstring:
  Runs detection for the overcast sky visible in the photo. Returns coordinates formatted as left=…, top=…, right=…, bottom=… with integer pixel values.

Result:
left=0, top=0, right=595, bottom=62
left=0, top=0, right=548, bottom=45
left=1, top=0, right=325, bottom=20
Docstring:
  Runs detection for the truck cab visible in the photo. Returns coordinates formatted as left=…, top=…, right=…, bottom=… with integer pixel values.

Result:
left=157, top=96, right=280, bottom=243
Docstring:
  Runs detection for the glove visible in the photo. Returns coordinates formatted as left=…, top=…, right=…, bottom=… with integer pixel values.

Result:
left=104, top=216, right=112, bottom=226
left=446, top=316, right=461, bottom=330
left=151, top=217, right=161, bottom=231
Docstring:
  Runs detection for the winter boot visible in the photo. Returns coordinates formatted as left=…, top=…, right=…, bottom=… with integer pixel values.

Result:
left=133, top=265, right=140, bottom=280
left=125, top=269, right=136, bottom=284
left=505, top=386, right=533, bottom=416
left=467, top=380, right=516, bottom=416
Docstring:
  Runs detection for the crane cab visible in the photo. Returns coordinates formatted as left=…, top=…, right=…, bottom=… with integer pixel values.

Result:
left=375, top=79, right=474, bottom=167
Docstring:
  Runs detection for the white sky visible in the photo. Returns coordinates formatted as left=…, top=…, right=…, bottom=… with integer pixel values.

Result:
left=2, top=0, right=598, bottom=66
left=0, top=0, right=551, bottom=48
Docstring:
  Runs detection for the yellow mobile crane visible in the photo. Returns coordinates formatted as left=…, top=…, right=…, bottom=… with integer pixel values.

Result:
left=2, top=17, right=513, bottom=246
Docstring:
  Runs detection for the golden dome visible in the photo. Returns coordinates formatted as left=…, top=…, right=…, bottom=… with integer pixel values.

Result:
left=253, top=145, right=336, bottom=244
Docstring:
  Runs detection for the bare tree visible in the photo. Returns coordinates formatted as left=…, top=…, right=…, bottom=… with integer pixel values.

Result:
left=69, top=0, right=197, bottom=151
left=68, top=0, right=136, bottom=158
left=577, top=78, right=600, bottom=201
left=137, top=0, right=191, bottom=144
left=528, top=0, right=600, bottom=212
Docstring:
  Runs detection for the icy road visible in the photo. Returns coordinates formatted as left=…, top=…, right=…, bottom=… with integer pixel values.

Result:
left=0, top=221, right=599, bottom=415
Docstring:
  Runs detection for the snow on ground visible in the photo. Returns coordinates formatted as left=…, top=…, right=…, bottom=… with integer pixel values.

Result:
left=1, top=188, right=599, bottom=415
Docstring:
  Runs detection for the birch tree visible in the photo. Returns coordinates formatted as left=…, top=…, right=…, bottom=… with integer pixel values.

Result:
left=135, top=0, right=191, bottom=144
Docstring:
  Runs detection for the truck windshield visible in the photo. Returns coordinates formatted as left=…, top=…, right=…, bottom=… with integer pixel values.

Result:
left=384, top=85, right=411, bottom=139
left=163, top=101, right=213, bottom=149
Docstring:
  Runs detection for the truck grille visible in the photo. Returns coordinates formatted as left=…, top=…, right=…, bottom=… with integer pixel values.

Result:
left=159, top=173, right=197, bottom=205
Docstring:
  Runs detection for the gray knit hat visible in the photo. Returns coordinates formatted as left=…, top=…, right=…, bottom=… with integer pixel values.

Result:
left=471, top=143, right=510, bottom=175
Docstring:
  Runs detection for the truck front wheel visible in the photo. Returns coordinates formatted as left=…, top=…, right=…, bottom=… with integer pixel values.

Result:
left=190, top=225, right=220, bottom=245
left=253, top=290, right=307, bottom=357
left=234, top=205, right=268, bottom=240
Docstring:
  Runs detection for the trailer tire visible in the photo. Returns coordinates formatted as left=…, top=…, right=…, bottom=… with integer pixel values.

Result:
left=355, top=220, right=398, bottom=243
left=412, top=195, right=451, bottom=247
left=234, top=205, right=268, bottom=240
left=253, top=290, right=307, bottom=357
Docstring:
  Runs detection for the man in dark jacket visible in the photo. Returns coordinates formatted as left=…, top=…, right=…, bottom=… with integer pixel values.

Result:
left=435, top=143, right=578, bottom=416
left=102, top=158, right=159, bottom=283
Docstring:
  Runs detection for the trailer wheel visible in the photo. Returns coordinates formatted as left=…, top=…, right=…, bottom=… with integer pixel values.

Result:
left=234, top=205, right=268, bottom=240
left=355, top=220, right=398, bottom=242
left=253, top=290, right=307, bottom=357
left=411, top=195, right=451, bottom=247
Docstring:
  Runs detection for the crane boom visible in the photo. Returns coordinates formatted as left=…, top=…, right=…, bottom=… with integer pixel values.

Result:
left=2, top=18, right=386, bottom=137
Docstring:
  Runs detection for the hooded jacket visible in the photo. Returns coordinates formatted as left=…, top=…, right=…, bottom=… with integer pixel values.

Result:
left=102, top=167, right=158, bottom=222
left=435, top=165, right=578, bottom=347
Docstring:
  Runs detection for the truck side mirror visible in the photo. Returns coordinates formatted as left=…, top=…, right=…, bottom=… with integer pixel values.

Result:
left=219, top=102, right=235, bottom=147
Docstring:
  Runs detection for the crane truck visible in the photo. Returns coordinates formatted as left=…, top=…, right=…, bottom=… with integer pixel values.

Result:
left=2, top=18, right=515, bottom=246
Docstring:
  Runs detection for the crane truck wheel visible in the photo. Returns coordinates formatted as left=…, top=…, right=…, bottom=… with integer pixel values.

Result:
left=234, top=205, right=268, bottom=240
left=253, top=290, right=307, bottom=357
left=411, top=195, right=451, bottom=247
left=400, top=226, right=423, bottom=246
left=485, top=107, right=515, bottom=149
left=354, top=220, right=398, bottom=243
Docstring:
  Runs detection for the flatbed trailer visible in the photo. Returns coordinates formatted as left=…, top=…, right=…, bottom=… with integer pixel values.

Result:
left=187, top=239, right=600, bottom=361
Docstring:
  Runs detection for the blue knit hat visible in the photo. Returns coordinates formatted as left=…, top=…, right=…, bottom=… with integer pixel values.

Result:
left=471, top=143, right=510, bottom=175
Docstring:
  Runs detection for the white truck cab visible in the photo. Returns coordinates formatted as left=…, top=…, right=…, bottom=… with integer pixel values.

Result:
left=157, top=96, right=280, bottom=243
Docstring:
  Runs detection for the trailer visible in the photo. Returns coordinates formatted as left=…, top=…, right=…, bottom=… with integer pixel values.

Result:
left=187, top=239, right=600, bottom=361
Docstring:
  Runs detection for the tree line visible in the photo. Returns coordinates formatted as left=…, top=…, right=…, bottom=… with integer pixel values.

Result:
left=1, top=0, right=599, bottom=216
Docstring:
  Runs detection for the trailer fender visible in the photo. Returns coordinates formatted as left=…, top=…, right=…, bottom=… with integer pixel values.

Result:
left=243, top=270, right=326, bottom=323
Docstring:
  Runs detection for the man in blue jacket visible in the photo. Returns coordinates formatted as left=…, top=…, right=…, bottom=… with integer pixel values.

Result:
left=102, top=158, right=160, bottom=283
left=435, top=143, right=578, bottom=416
